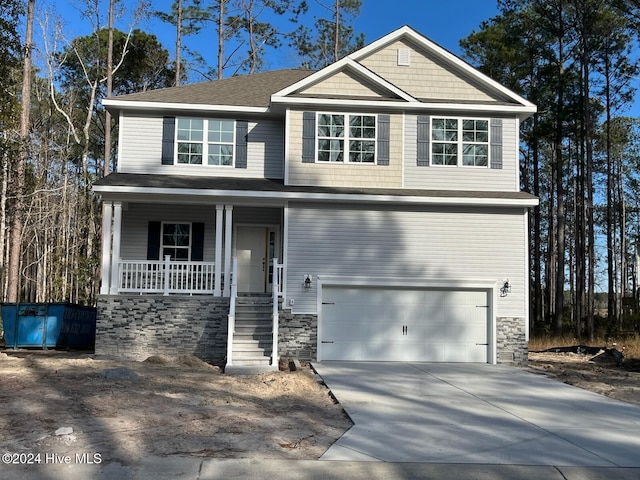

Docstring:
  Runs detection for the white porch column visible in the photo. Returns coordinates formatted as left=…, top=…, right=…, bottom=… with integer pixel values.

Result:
left=214, top=205, right=224, bottom=296
left=99, top=202, right=113, bottom=295
left=223, top=204, right=233, bottom=297
left=109, top=202, right=123, bottom=295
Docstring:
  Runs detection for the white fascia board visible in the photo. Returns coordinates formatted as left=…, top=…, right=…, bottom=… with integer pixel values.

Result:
left=271, top=95, right=537, bottom=116
left=273, top=58, right=418, bottom=103
left=93, top=184, right=539, bottom=207
left=101, top=98, right=269, bottom=114
left=318, top=275, right=499, bottom=290
left=348, top=26, right=537, bottom=112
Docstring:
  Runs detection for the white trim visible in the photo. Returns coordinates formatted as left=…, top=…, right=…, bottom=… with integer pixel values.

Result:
left=401, top=112, right=406, bottom=188
left=271, top=96, right=536, bottom=118
left=223, top=205, right=233, bottom=296
left=347, top=26, right=536, bottom=112
left=284, top=109, right=290, bottom=185
left=174, top=117, right=236, bottom=167
left=282, top=204, right=290, bottom=304
left=102, top=98, right=268, bottom=114
left=100, top=202, right=113, bottom=295
left=315, top=112, right=378, bottom=164
left=430, top=116, right=491, bottom=168
left=316, top=275, right=497, bottom=364
left=516, top=117, right=521, bottom=191
left=273, top=57, right=418, bottom=103
left=94, top=185, right=539, bottom=207
left=116, top=111, right=124, bottom=172
left=109, top=202, right=123, bottom=295
left=524, top=209, right=530, bottom=343
left=214, top=205, right=224, bottom=297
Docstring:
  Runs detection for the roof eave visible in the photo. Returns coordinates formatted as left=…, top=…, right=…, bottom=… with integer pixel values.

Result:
left=93, top=184, right=539, bottom=207
left=101, top=98, right=270, bottom=114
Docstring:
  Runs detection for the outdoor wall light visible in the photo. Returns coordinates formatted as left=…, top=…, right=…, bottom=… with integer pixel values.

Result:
left=304, top=275, right=312, bottom=289
left=500, top=279, right=511, bottom=297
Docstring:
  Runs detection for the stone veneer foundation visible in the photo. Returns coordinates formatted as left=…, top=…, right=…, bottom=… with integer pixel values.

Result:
left=496, top=316, right=528, bottom=365
left=96, top=297, right=527, bottom=366
left=96, top=295, right=229, bottom=364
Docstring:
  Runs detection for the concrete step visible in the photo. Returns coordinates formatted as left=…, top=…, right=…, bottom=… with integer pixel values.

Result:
left=225, top=364, right=278, bottom=374
left=230, top=355, right=272, bottom=365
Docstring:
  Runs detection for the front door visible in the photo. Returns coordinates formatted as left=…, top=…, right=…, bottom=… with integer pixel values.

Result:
left=236, top=226, right=268, bottom=293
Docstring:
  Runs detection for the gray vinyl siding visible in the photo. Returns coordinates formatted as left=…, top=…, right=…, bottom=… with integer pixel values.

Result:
left=120, top=204, right=218, bottom=261
left=119, top=204, right=282, bottom=261
left=403, top=115, right=519, bottom=191
left=285, top=203, right=527, bottom=317
left=118, top=113, right=284, bottom=179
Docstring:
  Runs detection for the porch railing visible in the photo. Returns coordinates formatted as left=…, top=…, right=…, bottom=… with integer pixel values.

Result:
left=271, top=258, right=284, bottom=367
left=119, top=256, right=216, bottom=295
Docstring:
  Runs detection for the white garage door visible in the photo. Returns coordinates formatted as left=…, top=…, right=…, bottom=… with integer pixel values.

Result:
left=320, top=287, right=490, bottom=362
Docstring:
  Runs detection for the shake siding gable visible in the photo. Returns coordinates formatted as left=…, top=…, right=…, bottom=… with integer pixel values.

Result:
left=286, top=203, right=527, bottom=317
left=358, top=39, right=511, bottom=103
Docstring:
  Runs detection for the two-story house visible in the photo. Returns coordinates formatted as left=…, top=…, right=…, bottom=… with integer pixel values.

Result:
left=95, top=26, right=537, bottom=371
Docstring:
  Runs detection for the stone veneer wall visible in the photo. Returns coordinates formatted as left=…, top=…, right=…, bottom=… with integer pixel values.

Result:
left=496, top=316, right=528, bottom=366
left=96, top=295, right=229, bottom=364
left=278, top=308, right=317, bottom=360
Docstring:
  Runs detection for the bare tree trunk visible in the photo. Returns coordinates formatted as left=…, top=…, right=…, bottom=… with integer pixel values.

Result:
left=176, top=0, right=182, bottom=85
left=0, top=155, right=8, bottom=301
left=218, top=0, right=226, bottom=79
left=104, top=0, right=115, bottom=176
left=334, top=0, right=340, bottom=63
left=7, top=0, right=35, bottom=303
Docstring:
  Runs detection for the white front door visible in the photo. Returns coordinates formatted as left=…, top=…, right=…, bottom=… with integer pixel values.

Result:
left=236, top=226, right=268, bottom=293
left=236, top=225, right=279, bottom=293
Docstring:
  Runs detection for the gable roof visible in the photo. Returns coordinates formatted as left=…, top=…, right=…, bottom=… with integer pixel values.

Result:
left=272, top=25, right=536, bottom=118
left=102, top=26, right=536, bottom=118
left=102, top=69, right=315, bottom=113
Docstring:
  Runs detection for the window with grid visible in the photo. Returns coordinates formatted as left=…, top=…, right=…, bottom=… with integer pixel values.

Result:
left=176, top=118, right=235, bottom=166
left=162, top=223, right=191, bottom=260
left=431, top=118, right=489, bottom=167
left=317, top=113, right=376, bottom=163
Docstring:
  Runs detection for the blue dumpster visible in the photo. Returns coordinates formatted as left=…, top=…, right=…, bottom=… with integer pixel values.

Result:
left=1, top=303, right=96, bottom=350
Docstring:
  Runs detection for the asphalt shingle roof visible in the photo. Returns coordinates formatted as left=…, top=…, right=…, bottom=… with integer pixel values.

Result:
left=107, top=69, right=316, bottom=108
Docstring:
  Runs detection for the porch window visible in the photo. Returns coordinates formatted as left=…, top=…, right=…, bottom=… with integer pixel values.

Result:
left=431, top=117, right=489, bottom=167
left=162, top=223, right=191, bottom=260
left=317, top=113, right=376, bottom=163
left=176, top=118, right=235, bottom=166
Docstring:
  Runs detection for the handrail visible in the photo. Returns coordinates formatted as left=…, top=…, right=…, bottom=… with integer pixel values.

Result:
left=271, top=257, right=281, bottom=367
left=118, top=256, right=216, bottom=295
left=226, top=257, right=238, bottom=366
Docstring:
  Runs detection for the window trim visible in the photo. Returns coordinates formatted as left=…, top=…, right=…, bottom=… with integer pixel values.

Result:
left=315, top=112, right=378, bottom=164
left=161, top=222, right=192, bottom=261
left=430, top=116, right=490, bottom=168
left=175, top=117, right=236, bottom=167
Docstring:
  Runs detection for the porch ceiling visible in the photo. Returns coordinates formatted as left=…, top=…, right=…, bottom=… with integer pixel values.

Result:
left=93, top=173, right=539, bottom=207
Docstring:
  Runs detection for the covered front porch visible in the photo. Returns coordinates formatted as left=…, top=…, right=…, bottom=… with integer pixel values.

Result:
left=99, top=201, right=284, bottom=297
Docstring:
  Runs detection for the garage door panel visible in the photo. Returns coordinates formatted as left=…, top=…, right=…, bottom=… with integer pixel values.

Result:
left=320, top=286, right=490, bottom=363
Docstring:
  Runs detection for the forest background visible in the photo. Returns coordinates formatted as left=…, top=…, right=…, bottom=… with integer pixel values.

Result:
left=3, top=0, right=640, bottom=339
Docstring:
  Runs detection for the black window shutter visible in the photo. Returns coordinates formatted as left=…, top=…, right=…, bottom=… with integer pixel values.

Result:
left=302, top=112, right=316, bottom=163
left=235, top=120, right=248, bottom=169
left=377, top=114, right=390, bottom=166
left=490, top=119, right=503, bottom=169
left=191, top=222, right=205, bottom=261
left=417, top=115, right=430, bottom=166
left=147, top=221, right=161, bottom=260
left=161, top=117, right=176, bottom=165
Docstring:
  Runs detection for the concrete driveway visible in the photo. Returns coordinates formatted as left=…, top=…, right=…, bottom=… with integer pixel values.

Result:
left=312, top=362, right=640, bottom=466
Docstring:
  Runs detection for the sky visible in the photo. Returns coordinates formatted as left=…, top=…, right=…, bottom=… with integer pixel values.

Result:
left=44, top=0, right=501, bottom=74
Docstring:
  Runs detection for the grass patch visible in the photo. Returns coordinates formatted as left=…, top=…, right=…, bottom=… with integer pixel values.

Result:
left=529, top=334, right=640, bottom=360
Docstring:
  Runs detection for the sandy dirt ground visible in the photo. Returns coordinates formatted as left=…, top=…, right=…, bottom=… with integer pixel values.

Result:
left=0, top=351, right=352, bottom=465
left=528, top=349, right=640, bottom=406
left=3, top=347, right=640, bottom=469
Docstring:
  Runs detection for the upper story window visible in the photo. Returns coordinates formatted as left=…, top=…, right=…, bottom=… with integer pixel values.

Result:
left=431, top=118, right=489, bottom=167
left=176, top=118, right=235, bottom=166
left=317, top=113, right=377, bottom=163
left=162, top=223, right=191, bottom=260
